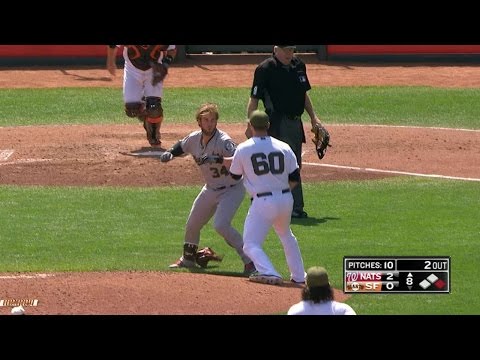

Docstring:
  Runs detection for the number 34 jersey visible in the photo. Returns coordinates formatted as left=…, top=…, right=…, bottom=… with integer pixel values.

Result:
left=230, top=136, right=299, bottom=197
left=180, top=128, right=240, bottom=190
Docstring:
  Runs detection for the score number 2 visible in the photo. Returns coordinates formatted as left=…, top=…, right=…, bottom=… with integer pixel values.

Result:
left=424, top=261, right=448, bottom=270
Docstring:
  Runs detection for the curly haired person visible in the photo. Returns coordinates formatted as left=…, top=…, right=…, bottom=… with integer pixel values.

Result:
left=288, top=267, right=356, bottom=315
left=106, top=45, right=177, bottom=147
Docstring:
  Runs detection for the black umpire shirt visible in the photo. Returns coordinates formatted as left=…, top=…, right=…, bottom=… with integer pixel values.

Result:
left=250, top=55, right=311, bottom=118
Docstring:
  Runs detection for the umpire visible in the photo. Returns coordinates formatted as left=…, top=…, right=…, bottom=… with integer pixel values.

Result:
left=247, top=45, right=324, bottom=218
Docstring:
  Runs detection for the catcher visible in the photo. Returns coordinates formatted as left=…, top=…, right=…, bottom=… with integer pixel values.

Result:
left=106, top=45, right=176, bottom=148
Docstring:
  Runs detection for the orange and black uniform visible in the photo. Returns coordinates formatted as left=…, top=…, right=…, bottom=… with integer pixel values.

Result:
left=125, top=45, right=172, bottom=70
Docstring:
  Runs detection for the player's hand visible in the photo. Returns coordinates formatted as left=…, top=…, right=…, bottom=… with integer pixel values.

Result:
left=160, top=151, right=174, bottom=163
left=107, top=62, right=117, bottom=77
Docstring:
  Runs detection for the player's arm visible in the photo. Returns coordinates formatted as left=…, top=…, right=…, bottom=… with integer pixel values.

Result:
left=160, top=141, right=184, bottom=163
left=227, top=155, right=243, bottom=180
left=163, top=45, right=177, bottom=67
left=230, top=173, right=242, bottom=181
left=169, top=141, right=184, bottom=156
left=304, top=93, right=322, bottom=128
left=247, top=97, right=259, bottom=118
left=245, top=98, right=260, bottom=139
left=288, top=168, right=300, bottom=190
left=221, top=156, right=233, bottom=168
left=106, top=45, right=118, bottom=76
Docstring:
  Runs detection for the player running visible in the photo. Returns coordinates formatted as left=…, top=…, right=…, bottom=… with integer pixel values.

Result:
left=106, top=45, right=177, bottom=147
left=160, top=103, right=255, bottom=274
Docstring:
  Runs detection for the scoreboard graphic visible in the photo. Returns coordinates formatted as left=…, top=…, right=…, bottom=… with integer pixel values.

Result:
left=343, top=256, right=450, bottom=293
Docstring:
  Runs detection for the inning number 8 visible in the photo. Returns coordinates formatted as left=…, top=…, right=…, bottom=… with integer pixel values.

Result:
left=251, top=152, right=285, bottom=175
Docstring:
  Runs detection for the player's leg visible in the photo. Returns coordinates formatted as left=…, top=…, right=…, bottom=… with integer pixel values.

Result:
left=123, top=63, right=153, bottom=147
left=278, top=117, right=306, bottom=218
left=272, top=195, right=306, bottom=282
left=214, top=185, right=253, bottom=269
left=144, top=80, right=165, bottom=147
left=243, top=199, right=281, bottom=279
left=143, top=97, right=163, bottom=147
left=169, top=187, right=216, bottom=268
left=123, top=62, right=145, bottom=118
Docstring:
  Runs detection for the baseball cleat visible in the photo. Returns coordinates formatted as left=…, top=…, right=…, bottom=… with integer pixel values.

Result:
left=169, top=257, right=196, bottom=269
left=291, top=210, right=308, bottom=219
left=243, top=262, right=256, bottom=275
left=290, top=279, right=306, bottom=285
left=249, top=272, right=283, bottom=286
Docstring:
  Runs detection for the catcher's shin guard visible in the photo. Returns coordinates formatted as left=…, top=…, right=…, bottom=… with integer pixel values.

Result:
left=143, top=118, right=163, bottom=147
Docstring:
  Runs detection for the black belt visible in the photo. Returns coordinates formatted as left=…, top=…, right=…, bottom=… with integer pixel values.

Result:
left=285, top=115, right=301, bottom=121
left=256, top=189, right=290, bottom=198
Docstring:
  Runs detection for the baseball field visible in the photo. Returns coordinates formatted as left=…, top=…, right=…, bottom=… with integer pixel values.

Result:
left=0, top=55, right=479, bottom=315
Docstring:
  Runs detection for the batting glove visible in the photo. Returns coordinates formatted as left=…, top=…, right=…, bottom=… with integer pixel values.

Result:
left=160, top=151, right=174, bottom=163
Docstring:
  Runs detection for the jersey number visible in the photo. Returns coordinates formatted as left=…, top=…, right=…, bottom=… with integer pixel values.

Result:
left=210, top=166, right=230, bottom=178
left=251, top=152, right=284, bottom=175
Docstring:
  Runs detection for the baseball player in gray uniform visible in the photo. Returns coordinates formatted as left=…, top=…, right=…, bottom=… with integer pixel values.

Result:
left=160, top=103, right=255, bottom=273
left=228, top=110, right=306, bottom=285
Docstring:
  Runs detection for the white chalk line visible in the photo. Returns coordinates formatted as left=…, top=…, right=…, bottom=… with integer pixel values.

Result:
left=331, top=124, right=480, bottom=133
left=0, top=158, right=52, bottom=166
left=303, top=162, right=480, bottom=182
left=0, top=273, right=55, bottom=279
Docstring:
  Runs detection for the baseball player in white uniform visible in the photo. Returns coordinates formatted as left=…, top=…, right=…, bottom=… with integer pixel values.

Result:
left=288, top=267, right=357, bottom=315
left=106, top=45, right=177, bottom=147
left=160, top=103, right=255, bottom=273
left=228, top=110, right=306, bottom=285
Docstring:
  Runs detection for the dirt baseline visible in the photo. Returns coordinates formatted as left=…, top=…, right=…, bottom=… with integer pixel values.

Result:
left=0, top=57, right=479, bottom=315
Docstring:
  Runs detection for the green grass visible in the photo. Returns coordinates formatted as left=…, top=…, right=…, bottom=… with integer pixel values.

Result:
left=0, top=87, right=479, bottom=128
left=0, top=85, right=479, bottom=314
left=0, top=178, right=479, bottom=314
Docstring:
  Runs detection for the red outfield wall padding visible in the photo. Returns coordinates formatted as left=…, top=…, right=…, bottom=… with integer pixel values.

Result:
left=0, top=45, right=122, bottom=57
left=327, top=45, right=480, bottom=55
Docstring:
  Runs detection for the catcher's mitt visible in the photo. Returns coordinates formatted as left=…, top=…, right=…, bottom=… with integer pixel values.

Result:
left=195, top=247, right=223, bottom=268
left=311, top=124, right=331, bottom=160
left=151, top=62, right=168, bottom=86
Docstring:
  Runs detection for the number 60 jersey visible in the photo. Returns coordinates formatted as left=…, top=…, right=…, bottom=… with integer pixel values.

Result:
left=230, top=136, right=299, bottom=198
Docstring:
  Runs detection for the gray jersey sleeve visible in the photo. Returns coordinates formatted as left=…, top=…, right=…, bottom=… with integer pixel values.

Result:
left=181, top=129, right=242, bottom=190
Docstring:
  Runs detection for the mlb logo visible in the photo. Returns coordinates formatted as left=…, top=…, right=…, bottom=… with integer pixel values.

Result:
left=299, top=75, right=306, bottom=83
